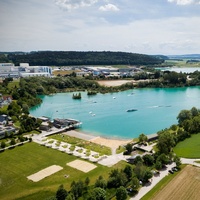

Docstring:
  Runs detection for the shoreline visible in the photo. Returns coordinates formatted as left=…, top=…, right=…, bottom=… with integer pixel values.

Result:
left=63, top=130, right=133, bottom=149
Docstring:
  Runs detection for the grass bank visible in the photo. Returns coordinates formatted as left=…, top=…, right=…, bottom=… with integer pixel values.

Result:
left=173, top=133, right=200, bottom=158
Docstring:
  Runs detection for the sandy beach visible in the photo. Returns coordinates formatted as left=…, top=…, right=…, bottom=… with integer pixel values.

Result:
left=63, top=130, right=132, bottom=149
left=89, top=137, right=132, bottom=149
left=97, top=80, right=135, bottom=87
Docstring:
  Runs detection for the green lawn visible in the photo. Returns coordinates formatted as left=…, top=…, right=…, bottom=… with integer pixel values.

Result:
left=7, top=80, right=20, bottom=89
left=0, top=142, right=115, bottom=200
left=173, top=133, right=200, bottom=158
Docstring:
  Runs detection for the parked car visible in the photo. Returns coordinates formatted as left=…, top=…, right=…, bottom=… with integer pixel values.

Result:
left=168, top=170, right=174, bottom=174
left=172, top=167, right=178, bottom=172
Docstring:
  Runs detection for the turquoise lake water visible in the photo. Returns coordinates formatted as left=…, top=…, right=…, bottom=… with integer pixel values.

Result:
left=30, top=87, right=200, bottom=139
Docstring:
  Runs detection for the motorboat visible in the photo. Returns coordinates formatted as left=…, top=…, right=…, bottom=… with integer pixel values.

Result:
left=126, top=109, right=137, bottom=112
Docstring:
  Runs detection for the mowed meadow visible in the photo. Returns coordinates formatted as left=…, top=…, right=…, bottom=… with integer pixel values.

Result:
left=0, top=142, right=118, bottom=200
left=174, top=133, right=200, bottom=158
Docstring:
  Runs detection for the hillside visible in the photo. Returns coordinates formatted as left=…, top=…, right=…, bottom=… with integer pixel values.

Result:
left=0, top=51, right=164, bottom=66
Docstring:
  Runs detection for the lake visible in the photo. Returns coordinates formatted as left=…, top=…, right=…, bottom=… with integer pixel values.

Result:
left=30, top=86, right=200, bottom=139
left=155, top=67, right=200, bottom=73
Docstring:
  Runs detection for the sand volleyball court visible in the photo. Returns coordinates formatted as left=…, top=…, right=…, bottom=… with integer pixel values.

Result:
left=27, top=165, right=63, bottom=182
left=67, top=159, right=97, bottom=173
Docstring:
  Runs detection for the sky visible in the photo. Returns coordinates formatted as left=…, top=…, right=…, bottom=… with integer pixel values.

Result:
left=0, top=0, right=200, bottom=55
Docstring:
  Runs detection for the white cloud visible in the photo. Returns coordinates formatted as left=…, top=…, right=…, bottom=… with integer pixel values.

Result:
left=99, top=4, right=119, bottom=12
left=55, top=0, right=98, bottom=11
left=168, top=0, right=200, bottom=5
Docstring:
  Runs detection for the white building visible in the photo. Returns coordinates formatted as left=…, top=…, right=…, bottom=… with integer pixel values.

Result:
left=0, top=63, right=52, bottom=78
left=19, top=63, right=52, bottom=77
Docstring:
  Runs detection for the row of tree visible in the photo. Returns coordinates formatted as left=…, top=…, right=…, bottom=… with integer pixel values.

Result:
left=4, top=51, right=164, bottom=66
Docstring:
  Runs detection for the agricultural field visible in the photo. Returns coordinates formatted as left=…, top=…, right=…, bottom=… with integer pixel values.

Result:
left=164, top=59, right=200, bottom=67
left=173, top=133, right=200, bottom=158
left=0, top=142, right=120, bottom=200
left=150, top=165, right=200, bottom=200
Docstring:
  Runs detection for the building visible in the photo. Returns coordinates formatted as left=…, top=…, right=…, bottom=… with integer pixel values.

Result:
left=0, top=126, right=16, bottom=139
left=0, top=63, right=19, bottom=78
left=0, top=63, right=52, bottom=78
left=53, top=118, right=81, bottom=129
left=0, top=95, right=12, bottom=107
left=0, top=114, right=8, bottom=125
left=19, top=63, right=52, bottom=77
left=126, top=154, right=141, bottom=164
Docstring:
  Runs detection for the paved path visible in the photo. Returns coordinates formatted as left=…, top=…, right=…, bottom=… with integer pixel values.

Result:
left=63, top=130, right=98, bottom=141
left=181, top=158, right=200, bottom=167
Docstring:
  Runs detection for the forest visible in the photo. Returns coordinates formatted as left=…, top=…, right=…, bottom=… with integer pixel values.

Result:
left=0, top=51, right=164, bottom=66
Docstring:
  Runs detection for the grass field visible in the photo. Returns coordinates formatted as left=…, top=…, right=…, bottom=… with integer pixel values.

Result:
left=173, top=133, right=200, bottom=158
left=7, top=80, right=19, bottom=89
left=149, top=165, right=200, bottom=200
left=0, top=142, right=123, bottom=200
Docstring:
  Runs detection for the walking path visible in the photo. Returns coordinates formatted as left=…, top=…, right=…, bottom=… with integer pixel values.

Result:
left=181, top=158, right=200, bottom=167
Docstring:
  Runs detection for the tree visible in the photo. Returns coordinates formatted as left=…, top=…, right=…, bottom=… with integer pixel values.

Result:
left=143, top=169, right=153, bottom=182
left=174, top=156, right=181, bottom=168
left=157, top=153, right=169, bottom=166
left=191, top=107, right=199, bottom=117
left=155, top=160, right=162, bottom=170
left=125, top=143, right=132, bottom=154
left=95, top=176, right=107, bottom=189
left=131, top=177, right=140, bottom=191
left=70, top=180, right=84, bottom=199
left=65, top=194, right=75, bottom=200
left=138, top=133, right=148, bottom=144
left=123, top=165, right=133, bottom=180
left=1, top=141, right=6, bottom=148
left=90, top=187, right=106, bottom=200
left=107, top=169, right=127, bottom=188
left=116, top=186, right=128, bottom=200
left=85, top=177, right=90, bottom=187
left=10, top=138, right=16, bottom=145
left=157, top=131, right=175, bottom=154
left=177, top=110, right=192, bottom=125
left=134, top=162, right=146, bottom=181
left=56, top=184, right=68, bottom=200
left=143, top=154, right=154, bottom=166
left=134, top=156, right=143, bottom=165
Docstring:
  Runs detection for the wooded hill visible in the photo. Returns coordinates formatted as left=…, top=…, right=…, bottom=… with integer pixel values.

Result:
left=1, top=51, right=164, bottom=66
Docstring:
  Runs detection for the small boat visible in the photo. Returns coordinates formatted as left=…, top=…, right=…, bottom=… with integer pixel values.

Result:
left=126, top=109, right=137, bottom=112
left=113, top=97, right=116, bottom=99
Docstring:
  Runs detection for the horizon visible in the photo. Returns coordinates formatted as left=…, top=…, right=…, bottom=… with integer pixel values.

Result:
left=1, top=50, right=200, bottom=57
left=1, top=0, right=200, bottom=55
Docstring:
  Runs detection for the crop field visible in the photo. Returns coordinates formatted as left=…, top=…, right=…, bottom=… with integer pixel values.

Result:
left=150, top=165, right=200, bottom=200
left=0, top=142, right=116, bottom=200
left=173, top=133, right=200, bottom=158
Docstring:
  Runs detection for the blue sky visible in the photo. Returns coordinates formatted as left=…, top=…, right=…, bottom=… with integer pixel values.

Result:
left=0, top=0, right=200, bottom=55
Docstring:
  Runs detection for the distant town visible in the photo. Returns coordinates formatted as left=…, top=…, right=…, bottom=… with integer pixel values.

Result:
left=0, top=62, right=144, bottom=79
